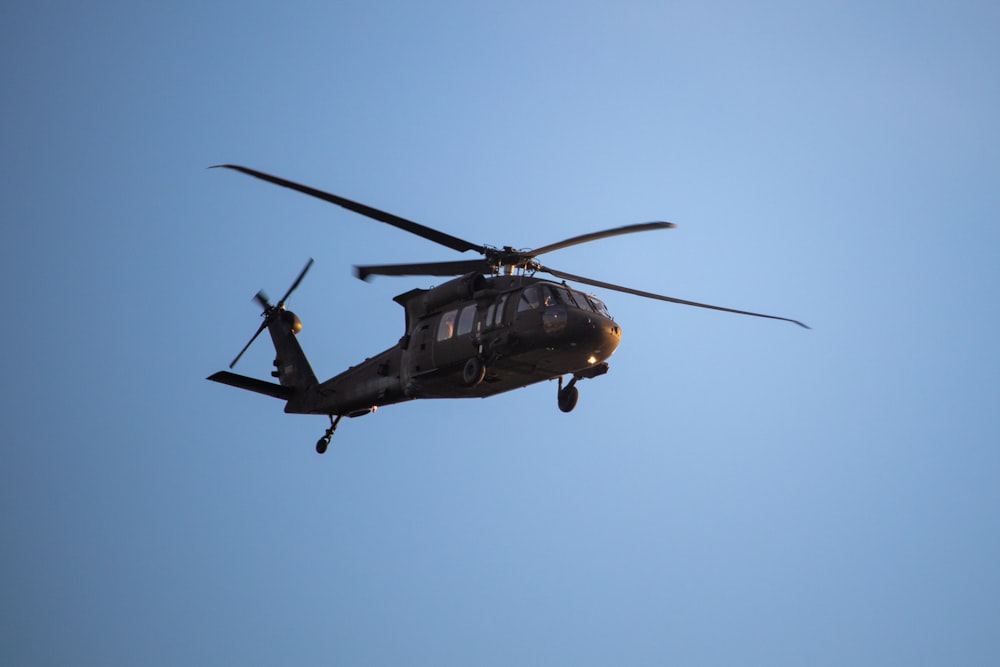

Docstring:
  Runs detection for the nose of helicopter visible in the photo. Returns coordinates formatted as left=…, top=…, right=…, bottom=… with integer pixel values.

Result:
left=567, top=309, right=622, bottom=363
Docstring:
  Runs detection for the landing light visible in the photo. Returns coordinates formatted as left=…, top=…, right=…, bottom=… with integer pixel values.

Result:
left=587, top=355, right=598, bottom=365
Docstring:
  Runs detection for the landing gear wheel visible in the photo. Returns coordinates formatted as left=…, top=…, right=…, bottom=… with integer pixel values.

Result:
left=462, top=357, right=486, bottom=387
left=315, top=414, right=342, bottom=454
left=558, top=383, right=579, bottom=413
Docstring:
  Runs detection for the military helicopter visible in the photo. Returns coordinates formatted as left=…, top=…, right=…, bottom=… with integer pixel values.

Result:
left=208, top=165, right=808, bottom=453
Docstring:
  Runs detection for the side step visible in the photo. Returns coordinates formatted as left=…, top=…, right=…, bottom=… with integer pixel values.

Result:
left=207, top=371, right=295, bottom=400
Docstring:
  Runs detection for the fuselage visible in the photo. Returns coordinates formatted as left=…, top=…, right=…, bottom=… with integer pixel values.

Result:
left=285, top=274, right=622, bottom=417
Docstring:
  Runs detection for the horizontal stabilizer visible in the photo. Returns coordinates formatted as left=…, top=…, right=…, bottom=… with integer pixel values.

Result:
left=207, top=371, right=295, bottom=400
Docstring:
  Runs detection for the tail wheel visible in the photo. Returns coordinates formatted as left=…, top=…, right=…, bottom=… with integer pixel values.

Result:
left=315, top=414, right=341, bottom=454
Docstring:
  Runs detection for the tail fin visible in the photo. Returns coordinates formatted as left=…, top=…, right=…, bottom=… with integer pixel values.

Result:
left=265, top=309, right=318, bottom=389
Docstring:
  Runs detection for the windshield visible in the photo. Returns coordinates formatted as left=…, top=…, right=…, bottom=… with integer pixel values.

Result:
left=584, top=295, right=610, bottom=317
left=518, top=284, right=611, bottom=318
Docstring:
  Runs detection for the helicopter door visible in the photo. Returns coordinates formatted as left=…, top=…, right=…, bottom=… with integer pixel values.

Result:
left=410, top=321, right=434, bottom=374
left=433, top=305, right=478, bottom=369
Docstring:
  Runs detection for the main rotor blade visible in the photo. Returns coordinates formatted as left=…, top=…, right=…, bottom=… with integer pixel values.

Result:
left=229, top=321, right=268, bottom=369
left=539, top=265, right=810, bottom=329
left=212, top=165, right=484, bottom=254
left=528, top=222, right=676, bottom=257
left=278, top=257, right=314, bottom=307
left=355, top=259, right=491, bottom=281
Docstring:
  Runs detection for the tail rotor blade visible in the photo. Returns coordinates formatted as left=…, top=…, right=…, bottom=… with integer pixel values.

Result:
left=254, top=290, right=271, bottom=310
left=279, top=258, right=314, bottom=307
left=230, top=321, right=268, bottom=369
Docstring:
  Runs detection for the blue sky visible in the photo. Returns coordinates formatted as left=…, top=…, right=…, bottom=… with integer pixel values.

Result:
left=3, top=1, right=999, bottom=665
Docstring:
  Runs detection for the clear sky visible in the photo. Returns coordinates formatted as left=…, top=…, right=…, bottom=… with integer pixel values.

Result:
left=3, top=1, right=999, bottom=665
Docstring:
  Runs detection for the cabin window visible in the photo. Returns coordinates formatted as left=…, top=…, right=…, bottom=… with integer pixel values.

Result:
left=485, top=304, right=495, bottom=327
left=457, top=304, right=476, bottom=336
left=518, top=286, right=541, bottom=311
left=493, top=295, right=508, bottom=326
left=437, top=309, right=457, bottom=341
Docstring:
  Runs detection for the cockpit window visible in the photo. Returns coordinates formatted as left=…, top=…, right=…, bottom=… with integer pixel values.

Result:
left=538, top=284, right=580, bottom=308
left=518, top=286, right=541, bottom=311
left=586, top=295, right=610, bottom=317
left=555, top=287, right=577, bottom=308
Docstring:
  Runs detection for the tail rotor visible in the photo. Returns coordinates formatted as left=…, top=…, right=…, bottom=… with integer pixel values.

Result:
left=229, top=258, right=314, bottom=369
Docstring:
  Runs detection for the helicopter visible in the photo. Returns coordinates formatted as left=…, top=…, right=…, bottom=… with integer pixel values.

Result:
left=208, top=165, right=808, bottom=453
